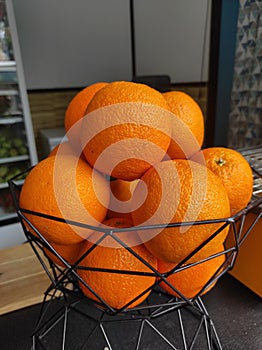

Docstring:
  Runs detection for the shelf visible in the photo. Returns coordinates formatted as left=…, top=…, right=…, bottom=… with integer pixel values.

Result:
left=0, top=72, right=17, bottom=83
left=0, top=154, right=29, bottom=164
left=0, top=89, right=18, bottom=95
left=0, top=179, right=23, bottom=190
left=0, top=211, right=17, bottom=222
left=0, top=0, right=38, bottom=248
left=0, top=60, right=16, bottom=72
left=0, top=116, right=23, bottom=124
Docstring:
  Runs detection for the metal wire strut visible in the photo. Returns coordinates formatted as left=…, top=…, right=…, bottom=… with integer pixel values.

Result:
left=30, top=288, right=224, bottom=350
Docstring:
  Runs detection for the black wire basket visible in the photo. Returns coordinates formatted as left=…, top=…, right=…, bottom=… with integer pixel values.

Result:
left=8, top=166, right=262, bottom=350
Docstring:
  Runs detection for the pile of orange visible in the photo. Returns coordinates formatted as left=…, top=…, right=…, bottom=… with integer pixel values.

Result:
left=19, top=80, right=254, bottom=309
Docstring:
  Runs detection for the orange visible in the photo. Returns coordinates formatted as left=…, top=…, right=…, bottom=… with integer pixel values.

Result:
left=107, top=179, right=139, bottom=221
left=192, top=147, right=253, bottom=214
left=131, top=159, right=231, bottom=263
left=162, top=91, right=204, bottom=159
left=64, top=82, right=108, bottom=150
left=44, top=241, right=85, bottom=267
left=19, top=155, right=110, bottom=245
left=77, top=217, right=157, bottom=310
left=157, top=245, right=225, bottom=299
left=81, top=81, right=173, bottom=180
left=48, top=141, right=79, bottom=158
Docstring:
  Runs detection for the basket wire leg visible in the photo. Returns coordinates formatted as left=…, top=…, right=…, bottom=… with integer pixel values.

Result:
left=77, top=307, right=118, bottom=350
left=32, top=286, right=63, bottom=338
left=188, top=315, right=205, bottom=350
left=135, top=319, right=145, bottom=350
left=95, top=312, right=181, bottom=350
left=78, top=320, right=103, bottom=350
left=99, top=322, right=113, bottom=350
left=61, top=305, right=69, bottom=350
left=203, top=315, right=212, bottom=350
left=144, top=318, right=179, bottom=350
left=36, top=308, right=66, bottom=341
left=29, top=292, right=224, bottom=350
left=98, top=314, right=145, bottom=350
left=195, top=297, right=223, bottom=350
left=177, top=307, right=188, bottom=350
left=32, top=337, right=47, bottom=350
left=31, top=289, right=72, bottom=349
left=32, top=292, right=52, bottom=337
left=31, top=292, right=59, bottom=349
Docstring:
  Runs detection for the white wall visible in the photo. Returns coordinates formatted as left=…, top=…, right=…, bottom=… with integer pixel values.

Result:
left=12, top=0, right=133, bottom=89
left=134, top=0, right=211, bottom=83
left=12, top=0, right=210, bottom=90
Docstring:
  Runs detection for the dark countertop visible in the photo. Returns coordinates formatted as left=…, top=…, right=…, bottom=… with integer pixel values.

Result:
left=0, top=273, right=261, bottom=350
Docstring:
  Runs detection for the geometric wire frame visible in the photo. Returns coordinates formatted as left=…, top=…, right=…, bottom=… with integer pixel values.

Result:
left=8, top=168, right=262, bottom=350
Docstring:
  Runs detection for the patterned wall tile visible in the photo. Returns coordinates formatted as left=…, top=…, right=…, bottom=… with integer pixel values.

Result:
left=228, top=0, right=262, bottom=149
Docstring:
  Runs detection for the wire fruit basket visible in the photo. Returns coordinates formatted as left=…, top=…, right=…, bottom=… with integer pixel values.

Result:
left=8, top=150, right=262, bottom=350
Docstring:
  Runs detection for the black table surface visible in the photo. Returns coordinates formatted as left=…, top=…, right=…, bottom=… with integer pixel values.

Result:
left=0, top=273, right=261, bottom=350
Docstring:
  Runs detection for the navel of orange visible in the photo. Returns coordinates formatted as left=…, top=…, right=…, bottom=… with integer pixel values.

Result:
left=192, top=147, right=253, bottom=215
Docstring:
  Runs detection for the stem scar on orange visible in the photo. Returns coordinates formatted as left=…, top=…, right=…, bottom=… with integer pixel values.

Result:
left=77, top=217, right=157, bottom=310
left=81, top=81, right=173, bottom=181
left=19, top=155, right=110, bottom=245
left=192, top=147, right=253, bottom=215
left=131, top=159, right=231, bottom=264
